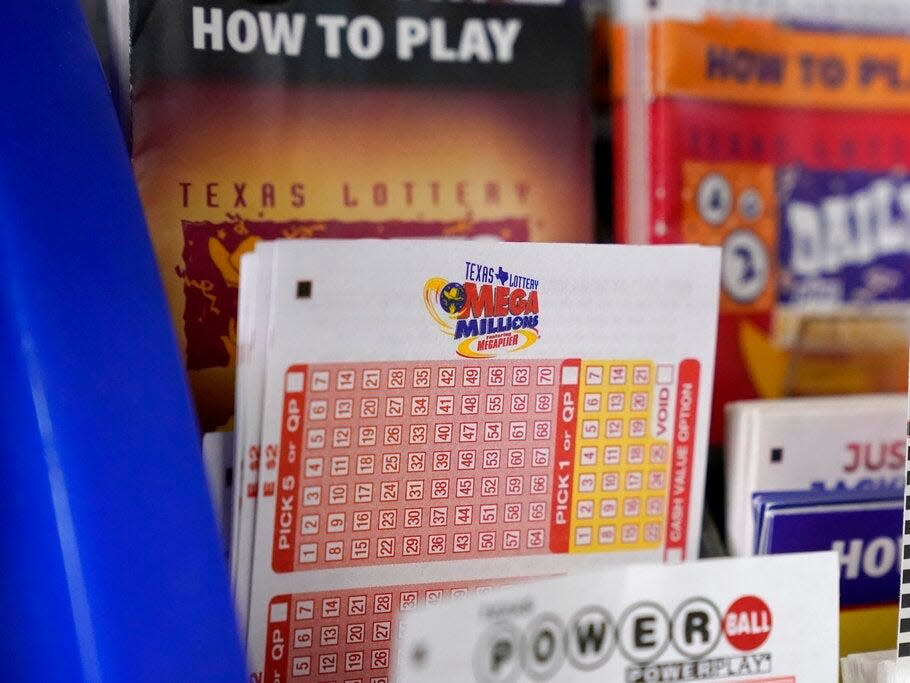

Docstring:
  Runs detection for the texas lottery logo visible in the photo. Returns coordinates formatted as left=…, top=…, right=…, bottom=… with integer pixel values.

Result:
left=423, top=261, right=540, bottom=358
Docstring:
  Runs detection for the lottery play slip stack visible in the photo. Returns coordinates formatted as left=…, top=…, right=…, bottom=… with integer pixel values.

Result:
left=612, top=0, right=910, bottom=443
left=725, top=395, right=905, bottom=655
left=724, top=394, right=906, bottom=558
left=229, top=239, right=720, bottom=680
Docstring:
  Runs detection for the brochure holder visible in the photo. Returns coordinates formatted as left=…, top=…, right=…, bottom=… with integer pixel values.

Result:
left=783, top=314, right=910, bottom=397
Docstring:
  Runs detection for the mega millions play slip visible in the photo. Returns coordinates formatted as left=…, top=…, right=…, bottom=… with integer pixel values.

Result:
left=232, top=240, right=720, bottom=681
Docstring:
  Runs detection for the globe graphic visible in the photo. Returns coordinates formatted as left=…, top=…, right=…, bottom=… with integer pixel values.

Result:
left=439, top=282, right=467, bottom=315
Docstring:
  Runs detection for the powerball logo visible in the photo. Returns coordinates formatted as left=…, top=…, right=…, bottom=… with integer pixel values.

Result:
left=423, top=261, right=540, bottom=359
left=469, top=594, right=775, bottom=682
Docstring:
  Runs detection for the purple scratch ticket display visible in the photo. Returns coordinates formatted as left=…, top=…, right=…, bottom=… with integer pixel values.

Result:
left=777, top=169, right=910, bottom=313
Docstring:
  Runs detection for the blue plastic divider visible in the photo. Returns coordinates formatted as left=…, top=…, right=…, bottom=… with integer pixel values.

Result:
left=0, top=3, right=245, bottom=680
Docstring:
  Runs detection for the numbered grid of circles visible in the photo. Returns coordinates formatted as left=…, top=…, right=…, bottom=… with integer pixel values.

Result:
left=570, top=361, right=673, bottom=552
left=290, top=361, right=558, bottom=570
left=275, top=580, right=515, bottom=682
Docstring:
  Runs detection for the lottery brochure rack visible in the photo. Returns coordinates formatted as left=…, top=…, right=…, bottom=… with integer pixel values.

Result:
left=612, top=0, right=910, bottom=445
left=120, top=0, right=592, bottom=434
left=229, top=239, right=721, bottom=681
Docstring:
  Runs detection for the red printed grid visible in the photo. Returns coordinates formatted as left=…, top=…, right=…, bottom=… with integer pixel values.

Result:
left=281, top=361, right=558, bottom=571
left=265, top=579, right=521, bottom=683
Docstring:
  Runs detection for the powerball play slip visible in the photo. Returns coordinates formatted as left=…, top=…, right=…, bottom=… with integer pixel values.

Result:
left=397, top=552, right=839, bottom=682
left=237, top=240, right=720, bottom=681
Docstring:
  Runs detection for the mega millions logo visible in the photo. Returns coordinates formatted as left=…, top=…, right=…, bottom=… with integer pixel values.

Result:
left=424, top=261, right=540, bottom=358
